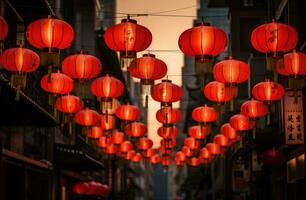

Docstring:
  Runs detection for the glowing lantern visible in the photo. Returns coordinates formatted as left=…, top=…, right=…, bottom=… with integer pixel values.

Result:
left=159, top=145, right=171, bottom=156
left=1, top=47, right=40, bottom=99
left=55, top=95, right=83, bottom=114
left=91, top=75, right=124, bottom=112
left=192, top=105, right=218, bottom=126
left=199, top=147, right=211, bottom=161
left=178, top=22, right=227, bottom=84
left=26, top=16, right=74, bottom=67
left=73, top=182, right=89, bottom=195
left=213, top=57, right=250, bottom=86
left=188, top=157, right=200, bottom=167
left=137, top=137, right=153, bottom=151
left=213, top=134, right=230, bottom=149
left=104, top=17, right=152, bottom=69
left=40, top=71, right=73, bottom=96
left=277, top=50, right=306, bottom=99
left=97, top=136, right=109, bottom=149
left=126, top=150, right=135, bottom=160
left=184, top=137, right=199, bottom=150
left=205, top=143, right=221, bottom=157
left=119, top=141, right=133, bottom=154
left=131, top=153, right=142, bottom=163
left=151, top=79, right=183, bottom=108
left=150, top=154, right=161, bottom=165
left=0, top=16, right=8, bottom=41
left=105, top=144, right=116, bottom=155
left=252, top=80, right=284, bottom=104
left=129, top=54, right=167, bottom=105
left=62, top=52, right=102, bottom=81
left=229, top=114, right=254, bottom=132
left=156, top=107, right=181, bottom=127
left=110, top=131, right=124, bottom=145
left=157, top=126, right=179, bottom=139
left=203, top=81, right=235, bottom=106
left=160, top=138, right=176, bottom=149
left=87, top=126, right=103, bottom=139
left=220, top=123, right=237, bottom=142
left=241, top=99, right=267, bottom=119
left=188, top=125, right=210, bottom=140
left=115, top=104, right=140, bottom=122
left=175, top=151, right=186, bottom=163
left=181, top=146, right=192, bottom=157
left=143, top=149, right=156, bottom=159
left=125, top=122, right=147, bottom=138
left=251, top=20, right=298, bottom=80
left=75, top=108, right=100, bottom=127
left=161, top=156, right=171, bottom=168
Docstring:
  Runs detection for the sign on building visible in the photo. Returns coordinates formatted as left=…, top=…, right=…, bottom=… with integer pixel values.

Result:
left=284, top=90, right=304, bottom=145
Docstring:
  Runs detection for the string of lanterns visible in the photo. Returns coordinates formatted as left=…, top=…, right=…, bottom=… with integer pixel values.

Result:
left=0, top=13, right=303, bottom=169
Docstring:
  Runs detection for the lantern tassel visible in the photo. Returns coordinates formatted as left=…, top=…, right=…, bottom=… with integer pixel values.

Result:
left=47, top=64, right=52, bottom=82
left=230, top=99, right=234, bottom=111
left=267, top=112, right=270, bottom=125
left=252, top=128, right=256, bottom=139
left=15, top=84, right=21, bottom=101
left=145, top=95, right=149, bottom=108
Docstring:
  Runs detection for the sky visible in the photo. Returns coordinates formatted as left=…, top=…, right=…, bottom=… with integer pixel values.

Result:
left=116, top=0, right=197, bottom=148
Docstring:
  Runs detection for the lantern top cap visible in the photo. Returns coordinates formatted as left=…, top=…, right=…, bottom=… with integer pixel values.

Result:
left=121, top=18, right=137, bottom=24
left=143, top=53, right=156, bottom=58
left=195, top=22, right=210, bottom=27
left=162, top=79, right=172, bottom=83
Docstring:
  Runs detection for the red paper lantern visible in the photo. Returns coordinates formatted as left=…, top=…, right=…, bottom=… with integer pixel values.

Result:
left=111, top=130, right=124, bottom=145
left=213, top=134, right=230, bottom=148
left=203, top=81, right=235, bottom=104
left=62, top=52, right=102, bottom=80
left=156, top=107, right=181, bottom=126
left=160, top=138, right=176, bottom=149
left=278, top=50, right=306, bottom=76
left=188, top=157, right=200, bottom=167
left=120, top=141, right=133, bottom=153
left=161, top=156, right=172, bottom=167
left=178, top=22, right=227, bottom=63
left=126, top=150, right=136, bottom=160
left=175, top=151, right=186, bottom=162
left=159, top=145, right=171, bottom=155
left=157, top=126, right=179, bottom=139
left=150, top=154, right=161, bottom=164
left=125, top=122, right=147, bottom=138
left=115, top=104, right=140, bottom=122
left=188, top=125, right=210, bottom=140
left=73, top=182, right=89, bottom=195
left=0, top=16, right=8, bottom=41
left=184, top=137, right=198, bottom=150
left=26, top=16, right=74, bottom=51
left=151, top=80, right=183, bottom=108
left=100, top=114, right=115, bottom=131
left=105, top=144, right=116, bottom=155
left=143, top=148, right=156, bottom=158
left=129, top=53, right=167, bottom=86
left=137, top=137, right=153, bottom=150
left=181, top=146, right=192, bottom=157
left=251, top=21, right=298, bottom=56
left=87, top=126, right=103, bottom=139
left=252, top=80, right=284, bottom=103
left=98, top=136, right=111, bottom=149
left=1, top=47, right=40, bottom=73
left=199, top=147, right=211, bottom=161
left=104, top=18, right=152, bottom=58
left=229, top=114, right=254, bottom=131
left=55, top=95, right=83, bottom=114
left=192, top=105, right=218, bottom=125
left=131, top=153, right=142, bottom=163
left=220, top=123, right=237, bottom=141
left=40, top=71, right=73, bottom=95
left=206, top=143, right=221, bottom=156
left=241, top=99, right=268, bottom=119
left=91, top=75, right=124, bottom=109
left=213, top=57, right=250, bottom=85
left=75, top=108, right=100, bottom=127
left=262, top=149, right=285, bottom=166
